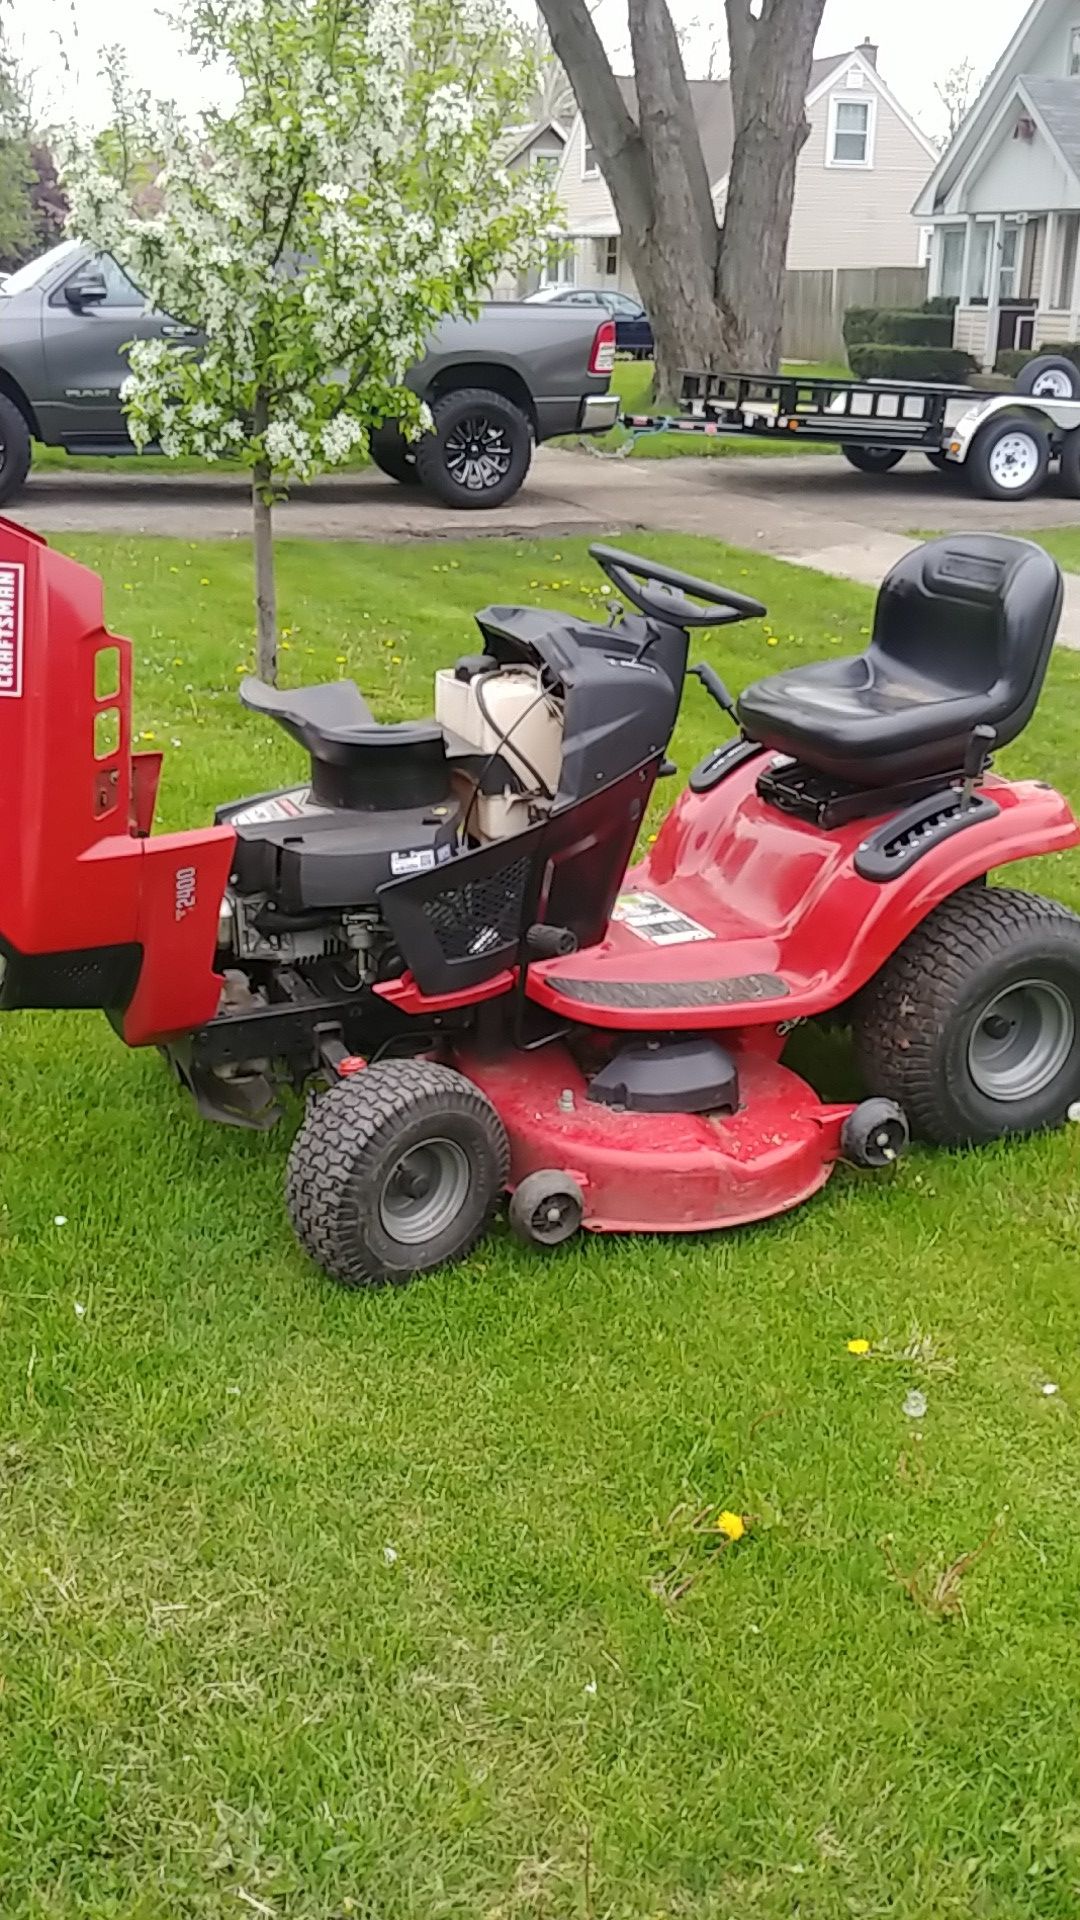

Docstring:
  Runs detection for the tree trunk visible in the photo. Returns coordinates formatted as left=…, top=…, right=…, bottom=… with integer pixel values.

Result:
left=251, top=389, right=277, bottom=685
left=537, top=0, right=827, bottom=392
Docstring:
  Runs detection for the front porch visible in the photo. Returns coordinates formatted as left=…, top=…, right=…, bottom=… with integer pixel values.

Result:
left=931, top=210, right=1080, bottom=371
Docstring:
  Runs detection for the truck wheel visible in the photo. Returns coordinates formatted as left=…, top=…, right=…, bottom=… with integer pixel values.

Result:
left=0, top=395, right=32, bottom=503
left=414, top=387, right=533, bottom=509
left=1014, top=354, right=1080, bottom=401
left=841, top=445, right=905, bottom=474
left=967, top=417, right=1050, bottom=500
left=285, top=1059, right=509, bottom=1287
left=853, top=886, right=1080, bottom=1145
left=369, top=422, right=420, bottom=487
left=925, top=450, right=956, bottom=474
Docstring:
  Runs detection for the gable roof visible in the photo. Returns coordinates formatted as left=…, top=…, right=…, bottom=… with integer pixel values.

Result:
left=609, top=51, right=856, bottom=190
left=914, top=0, right=1063, bottom=214
left=501, top=118, right=568, bottom=168
left=1018, top=75, right=1080, bottom=181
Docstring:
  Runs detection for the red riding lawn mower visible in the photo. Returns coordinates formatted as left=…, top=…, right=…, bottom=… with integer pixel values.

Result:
left=3, top=518, right=1080, bottom=1285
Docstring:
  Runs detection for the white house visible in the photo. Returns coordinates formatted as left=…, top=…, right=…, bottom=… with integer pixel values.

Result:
left=545, top=44, right=936, bottom=298
left=915, top=0, right=1080, bottom=369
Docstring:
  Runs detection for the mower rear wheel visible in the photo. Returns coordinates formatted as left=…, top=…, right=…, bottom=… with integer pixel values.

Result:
left=286, top=1060, right=509, bottom=1287
left=853, top=886, right=1080, bottom=1144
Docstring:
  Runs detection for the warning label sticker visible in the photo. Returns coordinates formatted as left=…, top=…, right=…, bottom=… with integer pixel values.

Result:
left=0, top=561, right=24, bottom=698
left=390, top=847, right=437, bottom=877
left=612, top=890, right=712, bottom=947
left=232, top=787, right=323, bottom=826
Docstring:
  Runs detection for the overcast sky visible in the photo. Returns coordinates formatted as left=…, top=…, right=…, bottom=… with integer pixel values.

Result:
left=9, top=0, right=1031, bottom=137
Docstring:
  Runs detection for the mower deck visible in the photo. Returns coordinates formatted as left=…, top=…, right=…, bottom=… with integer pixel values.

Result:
left=455, top=1041, right=847, bottom=1233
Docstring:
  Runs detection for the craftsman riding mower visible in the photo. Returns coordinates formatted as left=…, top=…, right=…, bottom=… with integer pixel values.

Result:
left=2, top=519, right=1079, bottom=1285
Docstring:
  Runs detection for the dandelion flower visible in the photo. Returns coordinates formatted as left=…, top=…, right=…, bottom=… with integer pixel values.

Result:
left=717, top=1510, right=745, bottom=1542
left=846, top=1338, right=871, bottom=1355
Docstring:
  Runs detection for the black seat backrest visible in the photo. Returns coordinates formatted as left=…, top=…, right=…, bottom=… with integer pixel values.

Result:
left=869, top=535, right=1062, bottom=740
left=239, top=675, right=449, bottom=811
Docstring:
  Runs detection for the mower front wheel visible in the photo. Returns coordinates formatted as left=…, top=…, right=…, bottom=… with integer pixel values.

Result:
left=286, top=1060, right=509, bottom=1287
left=854, top=886, right=1080, bottom=1144
left=509, top=1170, right=585, bottom=1249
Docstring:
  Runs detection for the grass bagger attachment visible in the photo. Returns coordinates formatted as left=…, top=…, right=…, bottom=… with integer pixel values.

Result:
left=3, top=517, right=1080, bottom=1285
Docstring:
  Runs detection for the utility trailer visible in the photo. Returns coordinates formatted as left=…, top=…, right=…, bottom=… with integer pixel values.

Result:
left=622, top=366, right=1080, bottom=503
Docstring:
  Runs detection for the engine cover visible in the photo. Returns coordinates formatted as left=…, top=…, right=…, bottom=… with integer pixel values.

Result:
left=216, top=784, right=461, bottom=911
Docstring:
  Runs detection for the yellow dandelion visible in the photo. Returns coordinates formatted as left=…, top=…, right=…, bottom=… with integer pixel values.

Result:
left=716, top=1510, right=745, bottom=1542
left=199, top=577, right=210, bottom=586
left=846, top=1337, right=871, bottom=1355
left=139, top=730, right=157, bottom=742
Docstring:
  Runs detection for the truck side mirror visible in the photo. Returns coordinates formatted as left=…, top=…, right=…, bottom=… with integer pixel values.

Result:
left=64, top=272, right=108, bottom=311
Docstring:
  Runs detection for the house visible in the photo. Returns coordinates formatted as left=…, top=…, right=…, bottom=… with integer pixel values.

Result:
left=545, top=43, right=936, bottom=299
left=915, top=0, right=1080, bottom=369
left=489, top=118, right=569, bottom=301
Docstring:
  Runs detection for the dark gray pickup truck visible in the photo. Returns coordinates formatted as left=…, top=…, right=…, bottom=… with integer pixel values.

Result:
left=0, top=241, right=620, bottom=508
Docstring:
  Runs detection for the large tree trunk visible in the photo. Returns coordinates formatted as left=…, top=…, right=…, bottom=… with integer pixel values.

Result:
left=537, top=0, right=827, bottom=395
left=252, top=388, right=278, bottom=685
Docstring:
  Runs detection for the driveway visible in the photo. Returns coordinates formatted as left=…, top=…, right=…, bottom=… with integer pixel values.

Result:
left=11, top=446, right=1080, bottom=637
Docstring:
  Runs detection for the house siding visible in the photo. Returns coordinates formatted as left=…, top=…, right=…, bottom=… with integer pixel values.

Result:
left=556, top=117, right=620, bottom=236
left=786, top=69, right=930, bottom=269
left=967, top=125, right=1078, bottom=213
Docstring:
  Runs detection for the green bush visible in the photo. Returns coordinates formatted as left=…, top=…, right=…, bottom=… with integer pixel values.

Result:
left=868, top=309, right=953, bottom=346
left=842, top=306, right=879, bottom=347
left=994, top=342, right=1080, bottom=378
left=922, top=295, right=959, bottom=315
left=848, top=343, right=977, bottom=383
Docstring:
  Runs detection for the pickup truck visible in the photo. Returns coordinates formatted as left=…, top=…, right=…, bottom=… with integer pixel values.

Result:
left=0, top=240, right=620, bottom=509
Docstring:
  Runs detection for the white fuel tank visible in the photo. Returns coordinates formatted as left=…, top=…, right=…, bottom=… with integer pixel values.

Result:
left=436, top=664, right=564, bottom=841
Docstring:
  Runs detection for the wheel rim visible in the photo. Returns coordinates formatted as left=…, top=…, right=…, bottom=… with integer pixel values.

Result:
left=531, top=1192, right=580, bottom=1241
left=988, top=431, right=1041, bottom=490
left=444, top=415, right=513, bottom=491
left=967, top=978, right=1075, bottom=1102
left=1032, top=369, right=1075, bottom=399
left=379, top=1137, right=471, bottom=1244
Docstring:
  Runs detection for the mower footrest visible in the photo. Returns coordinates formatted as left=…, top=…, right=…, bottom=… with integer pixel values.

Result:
left=547, top=972, right=789, bottom=1011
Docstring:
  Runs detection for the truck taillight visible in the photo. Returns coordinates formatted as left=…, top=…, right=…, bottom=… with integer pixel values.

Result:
left=588, top=318, right=617, bottom=375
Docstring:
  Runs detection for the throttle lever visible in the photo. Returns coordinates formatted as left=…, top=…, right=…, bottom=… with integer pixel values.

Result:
left=690, top=661, right=738, bottom=723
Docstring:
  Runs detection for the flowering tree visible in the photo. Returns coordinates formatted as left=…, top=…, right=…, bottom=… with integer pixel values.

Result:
left=64, top=0, right=551, bottom=682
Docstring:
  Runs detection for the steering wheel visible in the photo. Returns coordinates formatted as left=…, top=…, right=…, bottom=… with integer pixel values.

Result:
left=590, top=543, right=767, bottom=628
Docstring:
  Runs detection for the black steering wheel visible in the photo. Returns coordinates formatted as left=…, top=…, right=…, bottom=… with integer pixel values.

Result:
left=590, top=543, right=767, bottom=628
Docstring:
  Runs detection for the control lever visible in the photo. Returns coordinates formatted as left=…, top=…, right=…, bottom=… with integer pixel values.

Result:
left=961, top=724, right=995, bottom=809
left=690, top=661, right=738, bottom=724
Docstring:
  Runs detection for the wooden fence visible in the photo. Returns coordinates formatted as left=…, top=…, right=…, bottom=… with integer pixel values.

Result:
left=783, top=265, right=929, bottom=362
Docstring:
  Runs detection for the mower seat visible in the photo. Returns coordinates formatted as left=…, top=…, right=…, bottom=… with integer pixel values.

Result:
left=239, top=676, right=451, bottom=811
left=736, top=535, right=1063, bottom=787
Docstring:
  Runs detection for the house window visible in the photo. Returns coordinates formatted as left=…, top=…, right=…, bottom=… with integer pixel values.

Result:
left=540, top=240, right=574, bottom=289
left=939, top=226, right=966, bottom=299
left=1058, top=213, right=1080, bottom=307
left=582, top=137, right=598, bottom=177
left=829, top=96, right=874, bottom=166
left=1070, top=25, right=1080, bottom=74
left=604, top=235, right=618, bottom=277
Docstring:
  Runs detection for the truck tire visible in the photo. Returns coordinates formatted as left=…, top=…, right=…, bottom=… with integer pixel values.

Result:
left=841, top=445, right=905, bottom=474
left=0, top=395, right=32, bottom=503
left=414, top=387, right=533, bottom=508
left=966, top=416, right=1050, bottom=500
left=369, top=421, right=420, bottom=487
left=1014, top=354, right=1080, bottom=401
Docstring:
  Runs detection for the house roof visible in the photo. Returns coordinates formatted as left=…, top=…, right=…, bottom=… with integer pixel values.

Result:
left=500, top=118, right=568, bottom=168
left=611, top=51, right=858, bottom=190
left=914, top=0, right=1061, bottom=214
left=1018, top=75, right=1080, bottom=182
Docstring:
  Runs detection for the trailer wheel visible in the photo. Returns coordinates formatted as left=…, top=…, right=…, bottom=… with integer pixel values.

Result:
left=841, top=444, right=905, bottom=474
left=966, top=416, right=1050, bottom=500
left=1059, top=428, right=1080, bottom=498
left=1014, top=354, right=1080, bottom=401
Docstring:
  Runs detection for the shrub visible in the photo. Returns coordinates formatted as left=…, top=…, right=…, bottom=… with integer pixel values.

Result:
left=842, top=305, right=879, bottom=348
left=994, top=350, right=1029, bottom=379
left=869, top=309, right=953, bottom=346
left=994, top=342, right=1080, bottom=378
left=848, top=343, right=977, bottom=383
left=923, top=295, right=959, bottom=315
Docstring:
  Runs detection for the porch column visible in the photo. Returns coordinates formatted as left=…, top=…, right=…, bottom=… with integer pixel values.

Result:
left=928, top=226, right=944, bottom=298
left=1044, top=210, right=1059, bottom=316
left=983, top=212, right=1005, bottom=372
left=958, top=215, right=975, bottom=305
left=1070, top=211, right=1080, bottom=335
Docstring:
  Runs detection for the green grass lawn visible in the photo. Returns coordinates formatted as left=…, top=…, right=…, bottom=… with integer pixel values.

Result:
left=566, top=359, right=846, bottom=461
left=7, top=529, right=1080, bottom=1919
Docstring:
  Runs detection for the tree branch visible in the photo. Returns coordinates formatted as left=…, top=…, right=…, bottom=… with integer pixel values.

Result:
left=629, top=0, right=717, bottom=265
